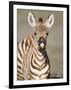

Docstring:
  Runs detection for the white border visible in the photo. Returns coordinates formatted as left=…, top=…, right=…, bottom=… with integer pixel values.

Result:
left=13, top=5, right=67, bottom=85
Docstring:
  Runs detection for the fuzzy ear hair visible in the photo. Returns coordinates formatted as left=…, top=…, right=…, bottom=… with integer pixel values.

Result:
left=45, top=14, right=54, bottom=28
left=28, top=12, right=36, bottom=27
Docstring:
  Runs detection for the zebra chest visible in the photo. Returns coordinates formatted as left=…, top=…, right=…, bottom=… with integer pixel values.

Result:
left=29, top=54, right=49, bottom=80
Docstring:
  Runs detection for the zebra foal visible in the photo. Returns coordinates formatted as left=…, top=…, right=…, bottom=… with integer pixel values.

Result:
left=17, top=12, right=54, bottom=80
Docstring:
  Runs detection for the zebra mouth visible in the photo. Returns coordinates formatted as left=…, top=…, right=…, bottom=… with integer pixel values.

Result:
left=40, top=43, right=45, bottom=48
left=38, top=42, right=46, bottom=50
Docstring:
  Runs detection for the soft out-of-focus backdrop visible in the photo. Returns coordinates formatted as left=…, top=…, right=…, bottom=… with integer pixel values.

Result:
left=17, top=9, right=63, bottom=78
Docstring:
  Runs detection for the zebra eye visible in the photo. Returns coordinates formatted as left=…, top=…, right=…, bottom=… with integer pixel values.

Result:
left=46, top=32, right=48, bottom=35
left=34, top=32, right=37, bottom=35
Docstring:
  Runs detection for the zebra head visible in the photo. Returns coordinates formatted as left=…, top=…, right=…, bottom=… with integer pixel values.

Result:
left=28, top=12, right=54, bottom=51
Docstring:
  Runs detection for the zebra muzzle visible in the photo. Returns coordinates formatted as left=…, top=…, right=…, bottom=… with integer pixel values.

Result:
left=38, top=37, right=46, bottom=49
left=40, top=43, right=45, bottom=48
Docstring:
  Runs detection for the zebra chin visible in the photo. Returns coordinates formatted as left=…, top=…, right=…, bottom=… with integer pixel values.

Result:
left=38, top=46, right=46, bottom=54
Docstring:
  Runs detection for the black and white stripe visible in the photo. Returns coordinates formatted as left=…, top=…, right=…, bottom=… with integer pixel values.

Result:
left=17, top=36, right=50, bottom=80
left=29, top=47, right=50, bottom=80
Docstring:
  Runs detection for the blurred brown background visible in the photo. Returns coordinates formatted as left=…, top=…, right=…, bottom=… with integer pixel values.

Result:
left=17, top=9, right=63, bottom=78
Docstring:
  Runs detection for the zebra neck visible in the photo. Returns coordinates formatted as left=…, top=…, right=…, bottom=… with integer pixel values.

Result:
left=38, top=48, right=49, bottom=63
left=38, top=48, right=46, bottom=56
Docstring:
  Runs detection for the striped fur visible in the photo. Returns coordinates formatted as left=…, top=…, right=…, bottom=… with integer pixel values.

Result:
left=17, top=36, right=50, bottom=80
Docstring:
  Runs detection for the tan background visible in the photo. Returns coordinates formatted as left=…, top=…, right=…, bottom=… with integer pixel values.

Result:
left=17, top=9, right=63, bottom=78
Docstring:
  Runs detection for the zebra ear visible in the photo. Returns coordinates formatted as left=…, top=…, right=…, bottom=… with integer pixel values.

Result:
left=45, top=14, right=54, bottom=28
left=28, top=12, right=36, bottom=27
